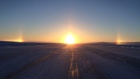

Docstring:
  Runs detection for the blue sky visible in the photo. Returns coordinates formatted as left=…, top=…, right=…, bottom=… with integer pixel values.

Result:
left=0, top=0, right=140, bottom=43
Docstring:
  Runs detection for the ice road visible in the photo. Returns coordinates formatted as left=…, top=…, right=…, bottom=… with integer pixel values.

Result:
left=0, top=43, right=140, bottom=79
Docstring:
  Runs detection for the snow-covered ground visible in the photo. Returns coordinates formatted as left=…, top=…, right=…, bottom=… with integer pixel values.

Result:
left=0, top=43, right=140, bottom=79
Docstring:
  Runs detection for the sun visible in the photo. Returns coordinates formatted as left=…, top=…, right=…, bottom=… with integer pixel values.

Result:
left=65, top=34, right=75, bottom=44
left=16, top=39, right=23, bottom=42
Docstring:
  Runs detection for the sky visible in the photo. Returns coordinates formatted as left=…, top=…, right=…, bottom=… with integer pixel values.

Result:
left=0, top=0, right=140, bottom=43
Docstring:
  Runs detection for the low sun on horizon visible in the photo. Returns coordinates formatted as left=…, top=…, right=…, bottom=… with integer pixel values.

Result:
left=65, top=34, right=75, bottom=44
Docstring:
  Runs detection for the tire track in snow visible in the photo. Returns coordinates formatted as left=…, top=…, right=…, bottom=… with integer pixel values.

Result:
left=68, top=48, right=79, bottom=79
left=4, top=48, right=64, bottom=79
left=76, top=48, right=107, bottom=79
left=83, top=46, right=140, bottom=70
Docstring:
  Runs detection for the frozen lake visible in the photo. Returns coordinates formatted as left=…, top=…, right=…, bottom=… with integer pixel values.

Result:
left=0, top=43, right=140, bottom=79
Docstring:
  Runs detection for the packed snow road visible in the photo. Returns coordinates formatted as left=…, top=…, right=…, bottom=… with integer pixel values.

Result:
left=0, top=44, right=140, bottom=79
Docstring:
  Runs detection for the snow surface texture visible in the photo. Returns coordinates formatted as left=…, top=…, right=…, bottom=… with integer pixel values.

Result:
left=0, top=43, right=140, bottom=79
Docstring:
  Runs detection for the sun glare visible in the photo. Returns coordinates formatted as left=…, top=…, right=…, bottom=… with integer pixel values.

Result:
left=17, top=39, right=23, bottom=42
left=11, top=39, right=23, bottom=42
left=116, top=39, right=123, bottom=45
left=65, top=34, right=75, bottom=44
